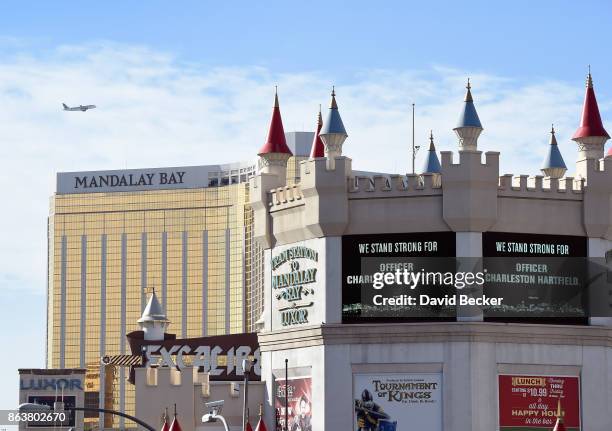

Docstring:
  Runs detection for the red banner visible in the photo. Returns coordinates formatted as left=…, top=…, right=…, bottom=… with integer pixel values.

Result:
left=275, top=376, right=312, bottom=431
left=498, top=375, right=580, bottom=430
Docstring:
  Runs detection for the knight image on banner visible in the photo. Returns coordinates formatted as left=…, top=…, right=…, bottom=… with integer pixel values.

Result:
left=353, top=373, right=442, bottom=431
left=498, top=374, right=581, bottom=430
left=275, top=376, right=312, bottom=431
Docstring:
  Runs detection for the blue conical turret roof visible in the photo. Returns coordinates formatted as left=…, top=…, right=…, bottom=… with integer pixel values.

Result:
left=320, top=87, right=347, bottom=137
left=542, top=125, right=567, bottom=170
left=422, top=131, right=441, bottom=174
left=455, top=79, right=482, bottom=129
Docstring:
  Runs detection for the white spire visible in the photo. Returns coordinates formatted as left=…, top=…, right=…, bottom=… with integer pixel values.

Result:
left=138, top=289, right=169, bottom=341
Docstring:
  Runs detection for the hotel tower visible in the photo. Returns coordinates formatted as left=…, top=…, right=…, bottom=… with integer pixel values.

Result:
left=46, top=116, right=313, bottom=427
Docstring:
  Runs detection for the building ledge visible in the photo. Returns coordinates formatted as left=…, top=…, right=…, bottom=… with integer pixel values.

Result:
left=257, top=322, right=612, bottom=351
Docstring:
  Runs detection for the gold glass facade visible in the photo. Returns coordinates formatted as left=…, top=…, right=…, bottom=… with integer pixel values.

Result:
left=47, top=182, right=262, bottom=429
left=286, top=155, right=309, bottom=186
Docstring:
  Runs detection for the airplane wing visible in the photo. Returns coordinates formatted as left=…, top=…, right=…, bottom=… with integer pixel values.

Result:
left=85, top=105, right=97, bottom=110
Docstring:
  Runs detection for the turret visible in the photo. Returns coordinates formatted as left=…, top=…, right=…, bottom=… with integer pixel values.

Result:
left=309, top=105, right=324, bottom=158
left=319, top=87, right=348, bottom=169
left=137, top=289, right=169, bottom=341
left=168, top=404, right=182, bottom=431
left=453, top=79, right=483, bottom=151
left=255, top=404, right=268, bottom=431
left=422, top=130, right=442, bottom=187
left=541, top=125, right=567, bottom=178
left=573, top=69, right=609, bottom=179
left=422, top=130, right=441, bottom=174
left=161, top=408, right=170, bottom=431
left=257, top=88, right=293, bottom=180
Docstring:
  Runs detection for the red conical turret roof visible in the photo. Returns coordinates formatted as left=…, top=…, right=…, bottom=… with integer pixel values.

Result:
left=168, top=405, right=182, bottom=431
left=255, top=404, right=268, bottom=431
left=168, top=417, right=182, bottom=431
left=254, top=417, right=268, bottom=431
left=572, top=71, right=609, bottom=140
left=258, top=89, right=293, bottom=156
left=309, top=105, right=324, bottom=158
left=160, top=408, right=170, bottom=431
left=245, top=421, right=254, bottom=431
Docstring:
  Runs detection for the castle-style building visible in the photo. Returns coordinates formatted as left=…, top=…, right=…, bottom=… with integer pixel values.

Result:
left=250, top=73, right=612, bottom=430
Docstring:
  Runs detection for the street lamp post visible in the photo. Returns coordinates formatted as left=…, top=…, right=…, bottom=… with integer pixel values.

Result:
left=242, top=358, right=253, bottom=431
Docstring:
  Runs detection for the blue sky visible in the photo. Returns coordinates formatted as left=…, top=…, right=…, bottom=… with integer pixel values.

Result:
left=0, top=1, right=611, bottom=88
left=1, top=0, right=612, bottom=411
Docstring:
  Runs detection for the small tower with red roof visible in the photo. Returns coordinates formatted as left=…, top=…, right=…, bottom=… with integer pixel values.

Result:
left=254, top=404, right=268, bottom=431
left=257, top=88, right=293, bottom=179
left=159, top=408, right=170, bottom=431
left=309, top=105, right=324, bottom=159
left=168, top=404, right=182, bottom=431
left=573, top=68, right=610, bottom=179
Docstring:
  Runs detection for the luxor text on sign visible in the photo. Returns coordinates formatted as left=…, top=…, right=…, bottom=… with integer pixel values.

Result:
left=353, top=373, right=442, bottom=431
left=498, top=375, right=580, bottom=430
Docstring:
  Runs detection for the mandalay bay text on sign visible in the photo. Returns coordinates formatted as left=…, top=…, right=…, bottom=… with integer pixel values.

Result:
left=272, top=245, right=319, bottom=326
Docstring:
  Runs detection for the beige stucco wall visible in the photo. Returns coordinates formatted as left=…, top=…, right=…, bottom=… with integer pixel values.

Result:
left=135, top=367, right=265, bottom=431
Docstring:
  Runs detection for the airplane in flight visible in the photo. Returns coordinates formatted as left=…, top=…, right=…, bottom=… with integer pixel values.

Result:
left=62, top=103, right=96, bottom=112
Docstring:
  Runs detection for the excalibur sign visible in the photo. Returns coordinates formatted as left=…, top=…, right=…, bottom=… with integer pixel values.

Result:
left=127, top=332, right=261, bottom=381
left=143, top=344, right=261, bottom=377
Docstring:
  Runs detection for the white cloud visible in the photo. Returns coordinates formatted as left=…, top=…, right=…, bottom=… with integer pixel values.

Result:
left=0, top=42, right=603, bottom=294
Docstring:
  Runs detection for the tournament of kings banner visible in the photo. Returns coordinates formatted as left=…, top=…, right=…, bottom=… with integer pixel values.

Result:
left=275, top=376, right=312, bottom=431
left=498, top=375, right=580, bottom=430
left=353, top=373, right=442, bottom=431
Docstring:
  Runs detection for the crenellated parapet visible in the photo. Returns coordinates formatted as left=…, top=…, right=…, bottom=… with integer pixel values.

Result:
left=347, top=173, right=442, bottom=198
left=269, top=183, right=304, bottom=211
left=135, top=366, right=266, bottom=431
left=497, top=174, right=583, bottom=199
left=441, top=150, right=500, bottom=232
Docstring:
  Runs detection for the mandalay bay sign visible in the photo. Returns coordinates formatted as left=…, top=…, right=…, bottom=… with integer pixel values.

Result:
left=272, top=245, right=319, bottom=326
